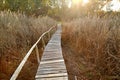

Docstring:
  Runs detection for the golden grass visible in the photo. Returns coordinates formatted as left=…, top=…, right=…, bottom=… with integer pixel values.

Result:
left=0, top=11, right=57, bottom=57
left=0, top=11, right=57, bottom=79
left=62, top=15, right=120, bottom=79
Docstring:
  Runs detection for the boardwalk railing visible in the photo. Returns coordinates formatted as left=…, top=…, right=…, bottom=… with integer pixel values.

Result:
left=10, top=26, right=56, bottom=80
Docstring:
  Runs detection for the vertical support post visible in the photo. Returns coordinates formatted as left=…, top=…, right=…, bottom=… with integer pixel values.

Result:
left=42, top=37, right=45, bottom=48
left=55, top=26, right=57, bottom=31
left=48, top=32, right=50, bottom=39
left=75, top=76, right=77, bottom=80
left=35, top=45, right=40, bottom=63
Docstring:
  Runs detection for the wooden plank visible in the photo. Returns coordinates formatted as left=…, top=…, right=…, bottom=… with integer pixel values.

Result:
left=39, top=66, right=66, bottom=70
left=39, top=61, right=66, bottom=67
left=42, top=53, right=62, bottom=57
left=47, top=43, right=60, bottom=46
left=50, top=37, right=61, bottom=39
left=45, top=46, right=61, bottom=50
left=48, top=41, right=60, bottom=43
left=42, top=51, right=62, bottom=55
left=40, top=59, right=64, bottom=64
left=41, top=55, right=63, bottom=60
left=41, top=57, right=63, bottom=61
left=50, top=37, right=60, bottom=40
left=37, top=69, right=67, bottom=75
left=45, top=47, right=61, bottom=50
left=49, top=38, right=60, bottom=40
left=44, top=49, right=61, bottom=52
left=42, top=52, right=62, bottom=57
left=38, top=68, right=67, bottom=72
left=36, top=73, right=68, bottom=78
left=47, top=42, right=60, bottom=44
left=46, top=44, right=60, bottom=47
left=39, top=65, right=66, bottom=69
left=36, top=76, right=68, bottom=80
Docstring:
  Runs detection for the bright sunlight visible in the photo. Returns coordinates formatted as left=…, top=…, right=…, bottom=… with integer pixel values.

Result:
left=111, top=0, right=120, bottom=11
left=72, top=0, right=89, bottom=4
left=102, top=0, right=120, bottom=11
left=72, top=0, right=81, bottom=4
left=83, top=0, right=89, bottom=4
left=71, top=0, right=89, bottom=7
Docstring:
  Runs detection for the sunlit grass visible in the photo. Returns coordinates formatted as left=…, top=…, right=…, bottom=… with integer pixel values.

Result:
left=62, top=15, right=120, bottom=79
left=0, top=11, right=57, bottom=80
left=83, top=0, right=89, bottom=4
left=0, top=11, right=57, bottom=56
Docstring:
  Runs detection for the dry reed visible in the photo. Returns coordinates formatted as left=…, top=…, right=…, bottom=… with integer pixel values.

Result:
left=62, top=15, right=120, bottom=79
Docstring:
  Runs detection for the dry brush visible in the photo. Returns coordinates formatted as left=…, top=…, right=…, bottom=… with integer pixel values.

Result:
left=62, top=15, right=120, bottom=80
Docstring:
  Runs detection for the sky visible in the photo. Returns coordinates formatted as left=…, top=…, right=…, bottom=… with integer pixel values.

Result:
left=102, top=0, right=120, bottom=11
left=67, top=0, right=89, bottom=7
left=68, top=0, right=120, bottom=11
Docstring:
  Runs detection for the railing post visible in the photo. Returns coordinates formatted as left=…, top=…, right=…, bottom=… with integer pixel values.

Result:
left=42, top=37, right=45, bottom=48
left=55, top=25, right=57, bottom=31
left=35, top=45, right=40, bottom=63
left=48, top=32, right=50, bottom=39
left=75, top=76, right=77, bottom=80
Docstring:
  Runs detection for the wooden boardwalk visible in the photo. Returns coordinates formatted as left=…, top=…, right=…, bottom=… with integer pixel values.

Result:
left=35, top=24, right=68, bottom=80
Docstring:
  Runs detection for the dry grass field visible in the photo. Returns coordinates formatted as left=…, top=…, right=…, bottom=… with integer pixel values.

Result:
left=0, top=11, right=57, bottom=80
left=1, top=0, right=120, bottom=80
left=0, top=10, right=120, bottom=80
left=62, top=15, right=120, bottom=80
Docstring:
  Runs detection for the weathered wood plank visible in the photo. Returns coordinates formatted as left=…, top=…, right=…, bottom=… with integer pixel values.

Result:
left=36, top=76, right=68, bottom=80
left=37, top=69, right=67, bottom=75
left=36, top=73, right=68, bottom=78
left=41, top=57, right=63, bottom=61
left=40, top=59, right=64, bottom=64
left=42, top=53, right=62, bottom=56
left=42, top=52, right=62, bottom=55
left=39, top=62, right=66, bottom=68
left=38, top=67, right=67, bottom=71
left=38, top=68, right=67, bottom=71
left=39, top=66, right=66, bottom=70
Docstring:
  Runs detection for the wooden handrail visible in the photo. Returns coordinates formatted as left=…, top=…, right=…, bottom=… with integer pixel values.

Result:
left=10, top=26, right=56, bottom=80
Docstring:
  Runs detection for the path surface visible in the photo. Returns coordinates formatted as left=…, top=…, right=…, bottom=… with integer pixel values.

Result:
left=35, top=24, right=68, bottom=80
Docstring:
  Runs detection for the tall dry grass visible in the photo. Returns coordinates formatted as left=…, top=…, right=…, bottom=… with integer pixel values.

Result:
left=0, top=11, right=57, bottom=79
left=62, top=15, right=120, bottom=79
left=0, top=11, right=57, bottom=57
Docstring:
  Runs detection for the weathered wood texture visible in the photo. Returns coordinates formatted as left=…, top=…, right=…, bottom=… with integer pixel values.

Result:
left=35, top=24, right=68, bottom=80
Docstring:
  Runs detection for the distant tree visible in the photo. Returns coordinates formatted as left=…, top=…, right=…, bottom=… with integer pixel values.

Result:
left=0, top=0, right=68, bottom=19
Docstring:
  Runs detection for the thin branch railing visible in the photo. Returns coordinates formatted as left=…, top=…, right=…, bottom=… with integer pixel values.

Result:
left=10, top=26, right=56, bottom=80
